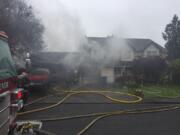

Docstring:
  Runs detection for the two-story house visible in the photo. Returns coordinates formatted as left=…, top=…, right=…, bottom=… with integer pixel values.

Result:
left=86, top=36, right=166, bottom=84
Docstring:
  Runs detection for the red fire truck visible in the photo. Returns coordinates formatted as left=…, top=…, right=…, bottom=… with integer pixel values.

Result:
left=0, top=31, right=28, bottom=134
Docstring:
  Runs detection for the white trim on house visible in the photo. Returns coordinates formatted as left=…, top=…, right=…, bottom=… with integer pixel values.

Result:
left=143, top=45, right=160, bottom=57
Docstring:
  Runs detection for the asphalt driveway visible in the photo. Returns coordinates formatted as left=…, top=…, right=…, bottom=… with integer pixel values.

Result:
left=17, top=92, right=180, bottom=135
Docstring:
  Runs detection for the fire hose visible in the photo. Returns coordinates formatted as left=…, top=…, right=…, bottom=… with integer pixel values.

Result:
left=17, top=90, right=180, bottom=135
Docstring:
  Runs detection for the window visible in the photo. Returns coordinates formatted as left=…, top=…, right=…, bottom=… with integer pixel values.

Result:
left=114, top=66, right=127, bottom=76
left=146, top=50, right=158, bottom=56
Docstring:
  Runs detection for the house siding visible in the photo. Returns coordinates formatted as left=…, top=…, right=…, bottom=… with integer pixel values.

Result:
left=101, top=67, right=114, bottom=84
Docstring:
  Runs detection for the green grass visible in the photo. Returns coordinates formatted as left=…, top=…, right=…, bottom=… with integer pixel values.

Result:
left=113, top=84, right=180, bottom=98
left=53, top=84, right=180, bottom=98
left=142, top=85, right=180, bottom=98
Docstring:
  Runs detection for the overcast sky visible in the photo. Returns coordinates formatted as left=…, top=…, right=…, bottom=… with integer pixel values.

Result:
left=30, top=0, right=180, bottom=48
left=60, top=0, right=180, bottom=45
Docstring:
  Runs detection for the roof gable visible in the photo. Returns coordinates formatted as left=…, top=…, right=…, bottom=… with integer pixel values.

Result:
left=87, top=37, right=165, bottom=53
left=125, top=38, right=152, bottom=52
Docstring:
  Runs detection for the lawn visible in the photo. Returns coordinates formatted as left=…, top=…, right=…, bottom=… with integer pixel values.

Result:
left=113, top=84, right=180, bottom=98
left=142, top=85, right=180, bottom=98
left=53, top=84, right=180, bottom=98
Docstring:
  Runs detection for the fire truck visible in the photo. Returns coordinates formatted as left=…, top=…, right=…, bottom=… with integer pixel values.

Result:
left=0, top=31, right=28, bottom=134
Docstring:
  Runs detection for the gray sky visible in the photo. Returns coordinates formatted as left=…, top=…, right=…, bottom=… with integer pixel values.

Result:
left=59, top=0, right=180, bottom=45
left=30, top=0, right=180, bottom=50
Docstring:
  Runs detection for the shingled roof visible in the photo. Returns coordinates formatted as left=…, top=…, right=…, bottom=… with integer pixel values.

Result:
left=31, top=52, right=79, bottom=65
left=125, top=38, right=165, bottom=53
left=87, top=37, right=165, bottom=53
left=31, top=37, right=165, bottom=66
left=87, top=37, right=111, bottom=46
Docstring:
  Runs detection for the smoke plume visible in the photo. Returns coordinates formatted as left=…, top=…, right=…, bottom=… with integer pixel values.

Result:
left=29, top=0, right=130, bottom=69
left=29, top=0, right=86, bottom=52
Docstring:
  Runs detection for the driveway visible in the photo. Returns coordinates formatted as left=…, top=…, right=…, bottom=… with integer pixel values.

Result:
left=17, top=91, right=180, bottom=135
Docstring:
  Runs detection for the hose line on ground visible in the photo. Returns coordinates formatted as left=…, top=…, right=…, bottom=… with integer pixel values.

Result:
left=76, top=105, right=180, bottom=135
left=38, top=104, right=179, bottom=122
left=18, top=90, right=142, bottom=116
left=18, top=93, right=73, bottom=116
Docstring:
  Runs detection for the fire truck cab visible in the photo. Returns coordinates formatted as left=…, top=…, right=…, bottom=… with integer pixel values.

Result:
left=0, top=31, right=27, bottom=134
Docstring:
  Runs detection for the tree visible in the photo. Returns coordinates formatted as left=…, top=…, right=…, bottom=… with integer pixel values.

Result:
left=0, top=0, right=44, bottom=52
left=163, top=14, right=180, bottom=60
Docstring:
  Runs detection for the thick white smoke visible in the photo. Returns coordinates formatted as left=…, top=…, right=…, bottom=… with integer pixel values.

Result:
left=29, top=0, right=131, bottom=68
left=29, top=0, right=86, bottom=52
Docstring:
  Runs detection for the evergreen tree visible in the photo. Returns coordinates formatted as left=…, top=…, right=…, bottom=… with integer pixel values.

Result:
left=163, top=14, right=180, bottom=59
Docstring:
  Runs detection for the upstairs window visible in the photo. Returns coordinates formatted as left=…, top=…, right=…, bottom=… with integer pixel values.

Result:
left=146, top=50, right=158, bottom=56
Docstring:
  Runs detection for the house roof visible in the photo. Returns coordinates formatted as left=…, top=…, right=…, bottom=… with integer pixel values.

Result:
left=125, top=38, right=151, bottom=52
left=87, top=37, right=166, bottom=53
left=31, top=52, right=79, bottom=65
left=87, top=37, right=111, bottom=45
left=31, top=37, right=166, bottom=66
left=125, top=38, right=165, bottom=53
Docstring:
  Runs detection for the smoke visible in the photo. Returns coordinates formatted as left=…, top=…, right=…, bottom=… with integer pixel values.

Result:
left=29, top=0, right=86, bottom=52
left=29, top=0, right=131, bottom=70
left=81, top=36, right=131, bottom=66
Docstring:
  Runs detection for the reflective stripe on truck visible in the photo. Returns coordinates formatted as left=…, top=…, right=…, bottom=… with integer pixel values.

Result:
left=0, top=91, right=10, bottom=135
